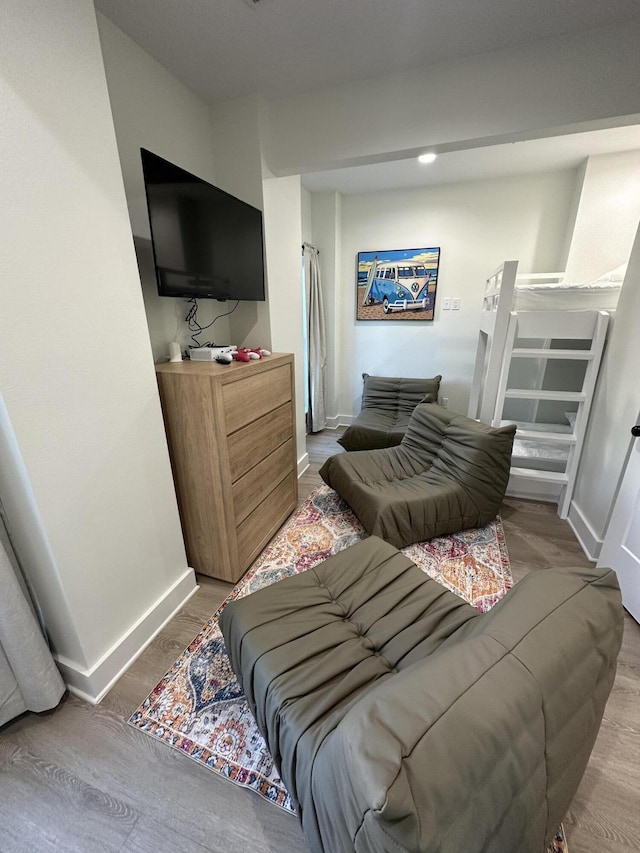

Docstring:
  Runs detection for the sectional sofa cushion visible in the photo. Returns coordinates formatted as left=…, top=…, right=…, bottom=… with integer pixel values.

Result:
left=323, top=402, right=516, bottom=548
left=338, top=373, right=442, bottom=451
left=219, top=535, right=623, bottom=853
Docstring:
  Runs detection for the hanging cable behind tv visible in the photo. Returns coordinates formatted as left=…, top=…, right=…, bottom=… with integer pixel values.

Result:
left=185, top=297, right=239, bottom=350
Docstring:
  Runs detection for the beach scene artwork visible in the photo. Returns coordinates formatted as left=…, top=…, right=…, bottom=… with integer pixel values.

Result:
left=357, top=246, right=440, bottom=321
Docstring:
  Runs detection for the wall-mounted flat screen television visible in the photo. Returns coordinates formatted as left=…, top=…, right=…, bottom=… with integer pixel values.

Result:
left=140, top=149, right=265, bottom=301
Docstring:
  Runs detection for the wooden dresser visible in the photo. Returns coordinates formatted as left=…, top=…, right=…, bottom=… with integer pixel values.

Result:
left=156, top=353, right=298, bottom=582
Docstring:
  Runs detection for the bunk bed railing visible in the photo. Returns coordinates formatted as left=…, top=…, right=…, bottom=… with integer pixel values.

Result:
left=469, top=260, right=518, bottom=423
left=514, top=272, right=566, bottom=285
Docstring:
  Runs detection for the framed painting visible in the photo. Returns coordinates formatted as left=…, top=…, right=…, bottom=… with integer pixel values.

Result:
left=356, top=247, right=440, bottom=320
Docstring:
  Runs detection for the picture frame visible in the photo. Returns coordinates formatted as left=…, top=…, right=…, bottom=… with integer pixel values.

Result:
left=356, top=247, right=440, bottom=321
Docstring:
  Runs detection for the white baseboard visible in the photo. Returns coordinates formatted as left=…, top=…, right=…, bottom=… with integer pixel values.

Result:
left=55, top=567, right=198, bottom=704
left=297, top=452, right=309, bottom=478
left=567, top=501, right=602, bottom=562
left=325, top=414, right=353, bottom=429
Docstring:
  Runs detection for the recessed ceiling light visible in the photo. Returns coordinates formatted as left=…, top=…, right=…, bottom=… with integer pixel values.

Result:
left=418, top=152, right=437, bottom=164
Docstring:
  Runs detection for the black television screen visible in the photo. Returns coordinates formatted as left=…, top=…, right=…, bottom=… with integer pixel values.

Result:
left=141, top=149, right=265, bottom=301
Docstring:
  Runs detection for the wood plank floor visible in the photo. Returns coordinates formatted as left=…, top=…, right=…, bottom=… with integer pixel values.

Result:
left=1, top=428, right=639, bottom=852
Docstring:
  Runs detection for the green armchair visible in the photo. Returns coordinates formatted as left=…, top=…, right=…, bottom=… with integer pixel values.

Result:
left=323, top=402, right=516, bottom=548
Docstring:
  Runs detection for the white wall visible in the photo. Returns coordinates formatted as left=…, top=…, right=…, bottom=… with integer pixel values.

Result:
left=570, top=223, right=640, bottom=554
left=209, top=95, right=272, bottom=350
left=0, top=0, right=195, bottom=701
left=311, top=192, right=343, bottom=425
left=207, top=98, right=307, bottom=463
left=263, top=176, right=307, bottom=470
left=564, top=150, right=640, bottom=281
left=332, top=169, right=578, bottom=416
left=301, top=187, right=313, bottom=245
left=97, top=15, right=233, bottom=361
left=266, top=21, right=640, bottom=176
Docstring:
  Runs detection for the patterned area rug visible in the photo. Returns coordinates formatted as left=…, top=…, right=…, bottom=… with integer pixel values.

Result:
left=129, top=483, right=567, bottom=852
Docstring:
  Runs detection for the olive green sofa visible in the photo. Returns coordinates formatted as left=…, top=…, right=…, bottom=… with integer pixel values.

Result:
left=323, top=402, right=516, bottom=548
left=220, top=535, right=623, bottom=853
left=338, top=373, right=442, bottom=452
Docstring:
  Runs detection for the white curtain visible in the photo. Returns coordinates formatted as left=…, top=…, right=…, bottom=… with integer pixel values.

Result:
left=304, top=244, right=327, bottom=432
left=0, top=517, right=65, bottom=727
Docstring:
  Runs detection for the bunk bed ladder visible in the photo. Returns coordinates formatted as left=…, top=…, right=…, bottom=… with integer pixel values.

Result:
left=491, top=310, right=609, bottom=519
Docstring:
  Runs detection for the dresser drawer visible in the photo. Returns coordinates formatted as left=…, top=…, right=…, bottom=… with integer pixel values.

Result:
left=227, top=401, right=293, bottom=482
left=223, top=364, right=292, bottom=434
left=236, top=473, right=296, bottom=569
left=232, top=439, right=293, bottom=525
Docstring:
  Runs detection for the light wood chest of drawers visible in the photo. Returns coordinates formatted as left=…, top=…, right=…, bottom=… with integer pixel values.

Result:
left=156, top=353, right=298, bottom=582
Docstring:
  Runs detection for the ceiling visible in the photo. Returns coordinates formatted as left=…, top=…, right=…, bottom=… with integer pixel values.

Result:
left=301, top=124, right=640, bottom=194
left=95, top=0, right=640, bottom=104
left=95, top=0, right=640, bottom=194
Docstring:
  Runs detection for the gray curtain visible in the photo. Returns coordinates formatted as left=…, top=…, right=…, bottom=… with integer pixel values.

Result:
left=304, top=244, right=327, bottom=432
left=0, top=518, right=65, bottom=727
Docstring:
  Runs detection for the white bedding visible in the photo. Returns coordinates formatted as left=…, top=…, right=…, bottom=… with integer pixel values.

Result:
left=512, top=439, right=569, bottom=462
left=504, top=420, right=571, bottom=470
left=512, top=263, right=626, bottom=311
left=513, top=280, right=621, bottom=311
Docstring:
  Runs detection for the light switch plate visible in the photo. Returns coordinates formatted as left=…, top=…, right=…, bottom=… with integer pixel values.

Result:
left=442, top=298, right=451, bottom=310
left=452, top=298, right=461, bottom=310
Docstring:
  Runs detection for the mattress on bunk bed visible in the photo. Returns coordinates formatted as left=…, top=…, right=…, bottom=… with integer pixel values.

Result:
left=512, top=438, right=569, bottom=472
left=513, top=280, right=621, bottom=311
left=504, top=420, right=571, bottom=473
left=512, top=262, right=626, bottom=311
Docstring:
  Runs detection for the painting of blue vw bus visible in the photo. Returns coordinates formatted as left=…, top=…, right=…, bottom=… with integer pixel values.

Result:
left=357, top=247, right=440, bottom=320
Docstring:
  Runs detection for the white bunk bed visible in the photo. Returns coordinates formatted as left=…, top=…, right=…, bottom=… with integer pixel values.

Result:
left=468, top=260, right=624, bottom=517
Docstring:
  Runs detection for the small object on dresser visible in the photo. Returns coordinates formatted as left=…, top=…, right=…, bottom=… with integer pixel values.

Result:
left=168, top=341, right=182, bottom=362
left=191, top=346, right=235, bottom=361
left=233, top=346, right=270, bottom=362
